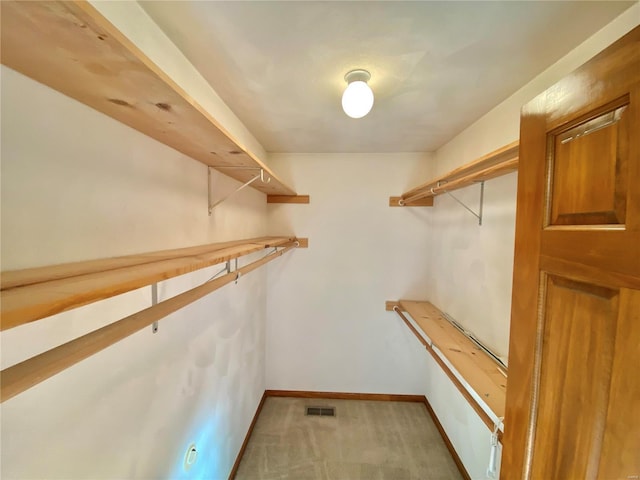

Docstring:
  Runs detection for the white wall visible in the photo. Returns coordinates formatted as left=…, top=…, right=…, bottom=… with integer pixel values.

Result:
left=428, top=2, right=640, bottom=360
left=0, top=66, right=270, bottom=479
left=265, top=153, right=435, bottom=393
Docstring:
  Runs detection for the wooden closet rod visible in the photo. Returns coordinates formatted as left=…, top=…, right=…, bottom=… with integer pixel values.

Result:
left=0, top=237, right=284, bottom=291
left=1, top=236, right=297, bottom=331
left=392, top=306, right=503, bottom=440
left=396, top=141, right=519, bottom=205
left=0, top=242, right=296, bottom=403
left=403, top=156, right=519, bottom=204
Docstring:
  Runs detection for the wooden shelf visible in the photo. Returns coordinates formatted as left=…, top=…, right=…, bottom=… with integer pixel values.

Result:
left=1, top=238, right=304, bottom=403
left=1, top=236, right=306, bottom=331
left=391, top=300, right=507, bottom=431
left=0, top=1, right=296, bottom=196
left=391, top=141, right=519, bottom=206
left=267, top=195, right=310, bottom=204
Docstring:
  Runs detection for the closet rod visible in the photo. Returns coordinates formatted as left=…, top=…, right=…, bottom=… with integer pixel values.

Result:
left=0, top=242, right=297, bottom=403
left=396, top=140, right=519, bottom=206
left=392, top=306, right=502, bottom=440
left=1, top=237, right=298, bottom=331
left=401, top=156, right=518, bottom=204
left=0, top=237, right=288, bottom=291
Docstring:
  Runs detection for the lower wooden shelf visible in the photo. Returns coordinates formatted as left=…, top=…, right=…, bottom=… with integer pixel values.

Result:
left=1, top=236, right=306, bottom=403
left=389, top=299, right=506, bottom=436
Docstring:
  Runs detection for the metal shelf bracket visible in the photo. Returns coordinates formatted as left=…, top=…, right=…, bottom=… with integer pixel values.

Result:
left=443, top=181, right=485, bottom=226
left=151, top=283, right=159, bottom=333
left=208, top=167, right=271, bottom=215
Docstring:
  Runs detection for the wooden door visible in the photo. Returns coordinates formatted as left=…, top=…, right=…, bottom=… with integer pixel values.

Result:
left=501, top=26, right=640, bottom=480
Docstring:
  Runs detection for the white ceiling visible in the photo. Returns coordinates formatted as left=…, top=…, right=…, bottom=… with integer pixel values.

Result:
left=140, top=1, right=634, bottom=153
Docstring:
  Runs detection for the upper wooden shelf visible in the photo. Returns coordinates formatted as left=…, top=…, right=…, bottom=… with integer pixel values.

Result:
left=0, top=236, right=305, bottom=331
left=390, top=300, right=507, bottom=424
left=391, top=141, right=519, bottom=206
left=0, top=1, right=296, bottom=196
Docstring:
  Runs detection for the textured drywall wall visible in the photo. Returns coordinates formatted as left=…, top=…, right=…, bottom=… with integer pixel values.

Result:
left=265, top=153, right=434, bottom=393
left=0, top=66, right=270, bottom=479
left=428, top=3, right=640, bottom=360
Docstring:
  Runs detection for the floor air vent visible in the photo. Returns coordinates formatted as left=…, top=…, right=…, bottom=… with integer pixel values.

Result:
left=305, top=406, right=336, bottom=417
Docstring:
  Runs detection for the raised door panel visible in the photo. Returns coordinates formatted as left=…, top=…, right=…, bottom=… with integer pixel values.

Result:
left=597, top=289, right=640, bottom=479
left=531, top=276, right=618, bottom=480
left=548, top=103, right=629, bottom=226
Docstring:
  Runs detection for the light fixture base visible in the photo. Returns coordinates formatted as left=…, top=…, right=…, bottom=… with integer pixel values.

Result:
left=344, top=69, right=371, bottom=84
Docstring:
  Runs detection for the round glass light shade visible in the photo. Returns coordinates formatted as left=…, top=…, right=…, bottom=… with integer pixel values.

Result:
left=341, top=80, right=374, bottom=118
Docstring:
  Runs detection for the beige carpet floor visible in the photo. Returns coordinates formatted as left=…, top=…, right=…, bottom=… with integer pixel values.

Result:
left=235, top=397, right=463, bottom=480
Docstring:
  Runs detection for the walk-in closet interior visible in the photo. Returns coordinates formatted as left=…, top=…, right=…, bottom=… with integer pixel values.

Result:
left=1, top=2, right=639, bottom=479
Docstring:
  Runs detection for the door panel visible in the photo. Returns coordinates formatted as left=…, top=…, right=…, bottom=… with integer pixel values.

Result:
left=598, top=289, right=640, bottom=479
left=549, top=103, right=629, bottom=226
left=597, top=289, right=640, bottom=479
left=502, top=26, right=640, bottom=480
left=532, top=275, right=618, bottom=480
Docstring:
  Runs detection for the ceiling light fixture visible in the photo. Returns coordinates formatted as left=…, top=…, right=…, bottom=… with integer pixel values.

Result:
left=341, top=69, right=374, bottom=119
